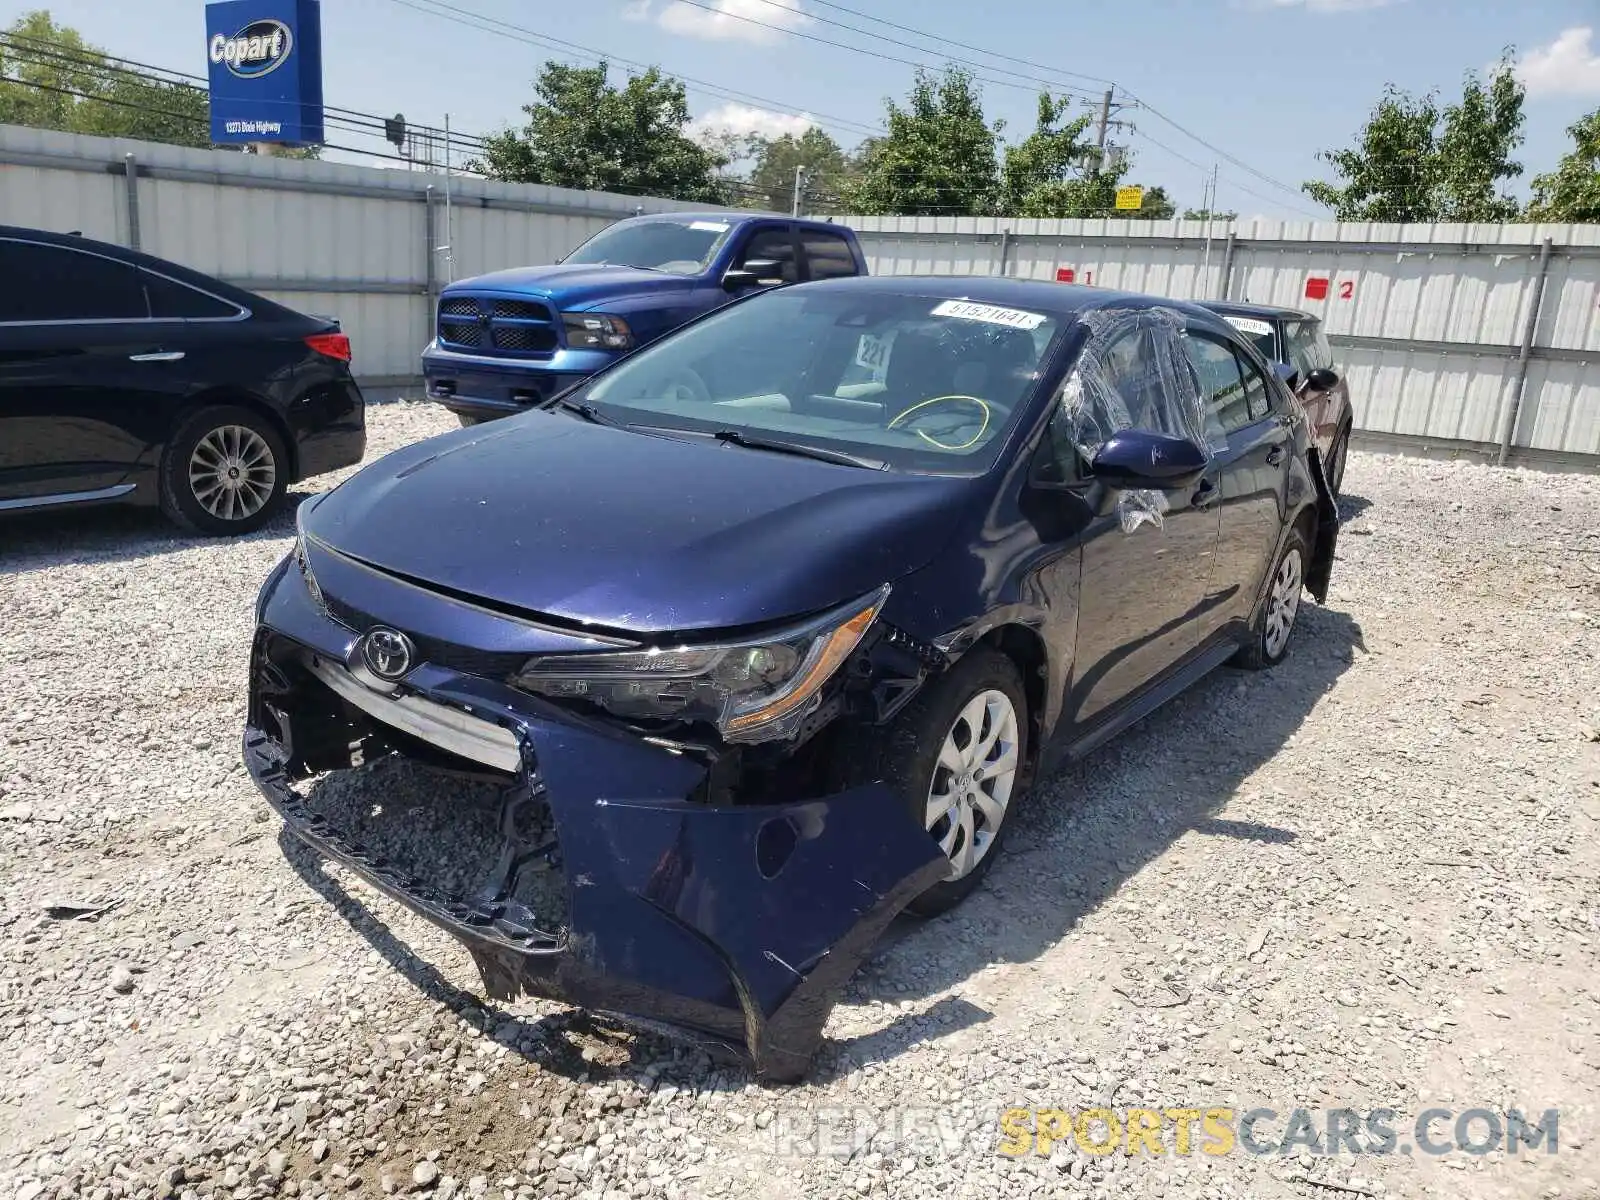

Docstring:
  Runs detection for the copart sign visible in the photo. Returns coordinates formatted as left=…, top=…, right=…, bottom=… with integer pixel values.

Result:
left=204, top=0, right=325, bottom=145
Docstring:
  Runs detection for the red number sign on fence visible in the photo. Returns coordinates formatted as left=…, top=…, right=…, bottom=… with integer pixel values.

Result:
left=1305, top=277, right=1331, bottom=301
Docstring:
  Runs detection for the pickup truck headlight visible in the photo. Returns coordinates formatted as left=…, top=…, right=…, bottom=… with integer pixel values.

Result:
left=514, top=585, right=889, bottom=743
left=561, top=312, right=634, bottom=350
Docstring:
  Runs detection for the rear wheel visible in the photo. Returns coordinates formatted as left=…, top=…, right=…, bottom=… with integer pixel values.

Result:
left=159, top=405, right=288, bottom=536
left=1233, top=529, right=1307, bottom=671
left=870, top=648, right=1028, bottom=916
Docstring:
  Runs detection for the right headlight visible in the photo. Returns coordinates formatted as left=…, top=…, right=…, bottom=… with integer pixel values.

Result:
left=561, top=311, right=634, bottom=350
left=513, top=585, right=889, bottom=743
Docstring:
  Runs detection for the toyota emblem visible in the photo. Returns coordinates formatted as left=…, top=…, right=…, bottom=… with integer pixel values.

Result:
left=361, top=626, right=415, bottom=682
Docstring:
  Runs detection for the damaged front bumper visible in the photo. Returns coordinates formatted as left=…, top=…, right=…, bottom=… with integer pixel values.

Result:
left=243, top=549, right=948, bottom=1082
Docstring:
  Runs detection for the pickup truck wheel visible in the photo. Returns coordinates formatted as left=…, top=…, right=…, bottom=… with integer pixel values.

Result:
left=870, top=648, right=1028, bottom=917
left=457, top=414, right=486, bottom=428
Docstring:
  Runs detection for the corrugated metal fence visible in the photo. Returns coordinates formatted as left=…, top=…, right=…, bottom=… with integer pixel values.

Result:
left=0, top=124, right=732, bottom=392
left=2, top=125, right=1595, bottom=467
left=841, top=215, right=1600, bottom=469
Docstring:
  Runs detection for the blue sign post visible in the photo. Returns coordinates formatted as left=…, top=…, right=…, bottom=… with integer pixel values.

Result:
left=205, top=0, right=325, bottom=145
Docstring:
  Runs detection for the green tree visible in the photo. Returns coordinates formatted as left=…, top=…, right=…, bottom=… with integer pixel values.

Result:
left=999, top=94, right=1095, bottom=216
left=846, top=67, right=1000, bottom=216
left=1183, top=208, right=1237, bottom=222
left=1435, top=59, right=1525, bottom=221
left=747, top=127, right=851, bottom=212
left=1527, top=110, right=1600, bottom=222
left=1304, top=59, right=1525, bottom=222
left=472, top=62, right=729, bottom=203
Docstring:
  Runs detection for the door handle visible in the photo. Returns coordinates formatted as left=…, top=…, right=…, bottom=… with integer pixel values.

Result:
left=1192, top=478, right=1219, bottom=508
left=129, top=351, right=185, bottom=363
left=1265, top=445, right=1286, bottom=466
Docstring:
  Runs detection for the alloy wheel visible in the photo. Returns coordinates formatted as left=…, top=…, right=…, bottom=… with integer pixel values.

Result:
left=1264, top=546, right=1303, bottom=659
left=925, top=689, right=1020, bottom=880
left=188, top=425, right=277, bottom=523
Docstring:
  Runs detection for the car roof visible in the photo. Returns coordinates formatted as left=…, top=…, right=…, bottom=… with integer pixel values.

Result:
left=622, top=211, right=847, bottom=232
left=790, top=273, right=1237, bottom=327
left=0, top=223, right=290, bottom=316
left=1199, top=299, right=1315, bottom=323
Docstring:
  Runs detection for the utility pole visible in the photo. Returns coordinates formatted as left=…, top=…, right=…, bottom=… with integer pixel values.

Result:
left=1200, top=162, right=1219, bottom=296
left=441, top=113, right=454, bottom=284
left=1095, top=89, right=1114, bottom=159
left=791, top=165, right=808, bottom=217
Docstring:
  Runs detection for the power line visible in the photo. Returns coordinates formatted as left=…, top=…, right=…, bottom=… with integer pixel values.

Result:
left=736, top=0, right=1104, bottom=100
left=666, top=0, right=1102, bottom=101
left=798, top=0, right=1118, bottom=88
left=0, top=29, right=489, bottom=152
left=380, top=0, right=885, bottom=141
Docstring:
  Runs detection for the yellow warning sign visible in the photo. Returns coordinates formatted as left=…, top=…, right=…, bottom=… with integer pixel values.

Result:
left=1115, top=186, right=1144, bottom=211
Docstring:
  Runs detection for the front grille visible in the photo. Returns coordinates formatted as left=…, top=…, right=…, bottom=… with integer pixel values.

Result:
left=492, top=324, right=556, bottom=352
left=437, top=293, right=557, bottom=357
left=322, top=594, right=529, bottom=682
left=441, top=320, right=482, bottom=348
left=493, top=298, right=552, bottom=321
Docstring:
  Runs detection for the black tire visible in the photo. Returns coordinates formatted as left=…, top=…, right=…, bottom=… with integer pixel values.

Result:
left=159, top=405, right=289, bottom=536
left=1233, top=527, right=1309, bottom=671
left=869, top=647, right=1029, bottom=917
left=1325, top=422, right=1351, bottom=497
left=457, top=413, right=485, bottom=428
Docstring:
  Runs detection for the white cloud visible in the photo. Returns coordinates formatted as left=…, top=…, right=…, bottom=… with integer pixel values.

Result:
left=627, top=0, right=810, bottom=44
left=1515, top=27, right=1600, bottom=97
left=692, top=102, right=816, bottom=141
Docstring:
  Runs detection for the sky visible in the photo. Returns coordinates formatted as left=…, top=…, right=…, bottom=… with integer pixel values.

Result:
left=17, top=0, right=1600, bottom=218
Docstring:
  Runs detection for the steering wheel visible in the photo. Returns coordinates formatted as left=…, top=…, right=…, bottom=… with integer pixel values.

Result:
left=658, top=367, right=712, bottom=405
left=887, top=394, right=993, bottom=451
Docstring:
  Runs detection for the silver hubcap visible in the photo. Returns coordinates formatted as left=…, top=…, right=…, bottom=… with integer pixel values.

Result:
left=926, top=689, right=1019, bottom=881
left=1264, top=547, right=1303, bottom=658
left=189, top=425, right=276, bottom=521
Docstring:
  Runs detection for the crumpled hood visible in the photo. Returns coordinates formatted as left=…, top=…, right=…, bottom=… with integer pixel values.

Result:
left=303, top=410, right=976, bottom=636
left=443, top=264, right=696, bottom=311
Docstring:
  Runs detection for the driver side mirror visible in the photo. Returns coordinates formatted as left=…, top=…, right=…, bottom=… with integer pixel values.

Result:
left=1089, top=430, right=1208, bottom=491
left=723, top=258, right=785, bottom=291
left=1299, top=367, right=1340, bottom=396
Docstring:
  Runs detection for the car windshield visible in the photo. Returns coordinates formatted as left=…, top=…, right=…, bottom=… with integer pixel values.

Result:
left=1220, top=314, right=1278, bottom=362
left=574, top=288, right=1063, bottom=474
left=563, top=218, right=734, bottom=275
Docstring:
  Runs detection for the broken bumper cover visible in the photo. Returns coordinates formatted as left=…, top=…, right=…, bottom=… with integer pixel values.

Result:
left=243, top=551, right=948, bottom=1082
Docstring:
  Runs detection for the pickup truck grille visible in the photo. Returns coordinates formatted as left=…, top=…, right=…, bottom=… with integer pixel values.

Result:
left=437, top=294, right=558, bottom=357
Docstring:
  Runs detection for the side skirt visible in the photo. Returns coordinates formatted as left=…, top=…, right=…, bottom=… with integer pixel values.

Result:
left=1062, top=635, right=1242, bottom=762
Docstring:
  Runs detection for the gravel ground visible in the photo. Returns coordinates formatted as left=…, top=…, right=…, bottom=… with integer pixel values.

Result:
left=2, top=400, right=1598, bottom=1200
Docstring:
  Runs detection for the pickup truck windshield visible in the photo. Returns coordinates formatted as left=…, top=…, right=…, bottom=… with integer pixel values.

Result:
left=563, top=218, right=734, bottom=276
left=576, top=289, right=1063, bottom=474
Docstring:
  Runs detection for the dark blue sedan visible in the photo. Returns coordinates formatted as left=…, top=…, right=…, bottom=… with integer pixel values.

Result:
left=244, top=276, right=1337, bottom=1081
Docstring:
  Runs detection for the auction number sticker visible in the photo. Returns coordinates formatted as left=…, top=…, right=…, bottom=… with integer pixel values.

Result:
left=854, top=331, right=895, bottom=379
left=1223, top=316, right=1274, bottom=338
left=932, top=300, right=1046, bottom=330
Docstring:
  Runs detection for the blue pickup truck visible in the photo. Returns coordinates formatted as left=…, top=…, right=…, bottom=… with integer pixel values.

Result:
left=422, top=212, right=870, bottom=425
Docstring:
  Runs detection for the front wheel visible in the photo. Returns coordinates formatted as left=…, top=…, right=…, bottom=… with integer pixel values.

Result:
left=871, top=648, right=1028, bottom=917
left=1233, top=529, right=1307, bottom=670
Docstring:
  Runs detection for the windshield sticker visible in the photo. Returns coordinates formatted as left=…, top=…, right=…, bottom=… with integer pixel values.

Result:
left=932, top=299, right=1047, bottom=331
left=688, top=220, right=731, bottom=232
left=854, top=331, right=895, bottom=381
left=1223, top=315, right=1275, bottom=338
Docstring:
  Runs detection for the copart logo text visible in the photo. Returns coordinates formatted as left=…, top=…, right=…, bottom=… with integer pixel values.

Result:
left=210, top=19, right=294, bottom=79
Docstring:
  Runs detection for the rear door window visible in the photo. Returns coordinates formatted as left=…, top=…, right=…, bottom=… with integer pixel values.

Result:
left=0, top=238, right=147, bottom=322
left=142, top=271, right=242, bottom=319
left=1184, top=333, right=1253, bottom=436
left=799, top=229, right=858, bottom=280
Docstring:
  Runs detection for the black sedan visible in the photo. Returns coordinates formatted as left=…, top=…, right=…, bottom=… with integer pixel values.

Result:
left=0, top=226, right=366, bottom=535
left=244, top=276, right=1338, bottom=1080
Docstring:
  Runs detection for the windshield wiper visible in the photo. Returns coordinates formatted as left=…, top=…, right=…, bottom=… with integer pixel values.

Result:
left=711, top=428, right=886, bottom=470
left=547, top=396, right=623, bottom=428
